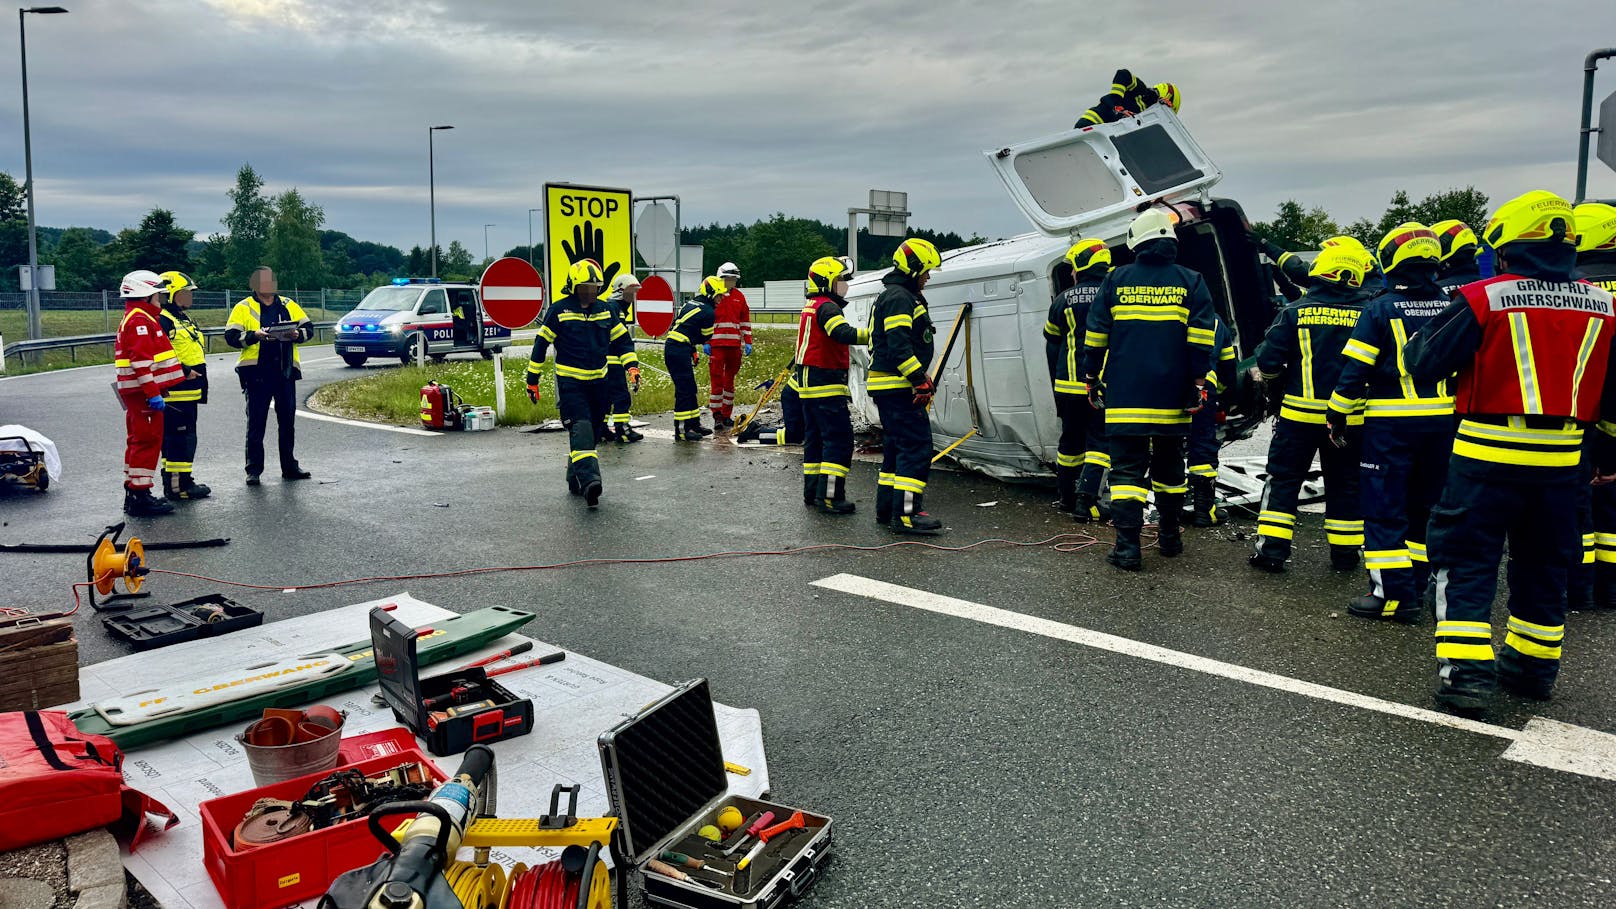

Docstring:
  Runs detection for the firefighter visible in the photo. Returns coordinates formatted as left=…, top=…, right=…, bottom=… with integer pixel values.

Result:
left=1042, top=238, right=1112, bottom=520
left=1074, top=69, right=1181, bottom=127
left=114, top=270, right=186, bottom=516
left=523, top=260, right=635, bottom=508
left=1403, top=190, right=1616, bottom=712
left=603, top=273, right=643, bottom=443
left=1184, top=313, right=1237, bottom=526
left=1084, top=209, right=1217, bottom=570
left=1258, top=234, right=1375, bottom=296
left=796, top=256, right=869, bottom=514
left=1327, top=223, right=1455, bottom=621
left=156, top=271, right=211, bottom=501
left=225, top=267, right=313, bottom=484
left=1432, top=220, right=1482, bottom=297
left=1576, top=202, right=1616, bottom=608
left=1248, top=244, right=1376, bottom=572
left=665, top=277, right=722, bottom=440
left=869, top=238, right=943, bottom=533
left=707, top=262, right=752, bottom=428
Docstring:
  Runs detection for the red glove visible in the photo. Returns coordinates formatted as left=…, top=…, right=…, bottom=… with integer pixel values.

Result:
left=627, top=366, right=642, bottom=392
left=912, top=377, right=936, bottom=408
left=1184, top=383, right=1208, bottom=414
left=525, top=379, right=541, bottom=404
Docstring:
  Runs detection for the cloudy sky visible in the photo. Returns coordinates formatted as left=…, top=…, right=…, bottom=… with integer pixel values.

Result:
left=5, top=0, right=1616, bottom=256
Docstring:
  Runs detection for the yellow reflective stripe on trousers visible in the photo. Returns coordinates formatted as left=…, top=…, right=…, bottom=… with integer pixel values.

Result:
left=891, top=475, right=926, bottom=493
left=1506, top=616, right=1564, bottom=640
left=163, top=389, right=203, bottom=402
left=1110, top=484, right=1148, bottom=503
left=569, top=450, right=598, bottom=462
left=1570, top=318, right=1604, bottom=416
left=866, top=371, right=912, bottom=392
left=555, top=364, right=608, bottom=380
left=1363, top=549, right=1413, bottom=570
left=1105, top=407, right=1191, bottom=424
left=1504, top=632, right=1561, bottom=660
left=1506, top=311, right=1543, bottom=414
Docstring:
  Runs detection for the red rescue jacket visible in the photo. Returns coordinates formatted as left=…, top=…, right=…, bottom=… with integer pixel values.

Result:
left=711, top=289, right=752, bottom=348
left=114, top=298, right=185, bottom=398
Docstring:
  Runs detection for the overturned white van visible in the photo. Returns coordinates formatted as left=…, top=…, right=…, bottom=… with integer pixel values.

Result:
left=845, top=107, right=1276, bottom=479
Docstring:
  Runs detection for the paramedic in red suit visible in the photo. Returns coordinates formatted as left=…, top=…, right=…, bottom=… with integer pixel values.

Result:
left=113, top=270, right=187, bottom=516
left=707, top=261, right=752, bottom=427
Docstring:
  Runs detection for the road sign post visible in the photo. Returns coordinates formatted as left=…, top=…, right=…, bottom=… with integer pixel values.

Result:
left=847, top=189, right=910, bottom=269
left=479, top=256, right=547, bottom=420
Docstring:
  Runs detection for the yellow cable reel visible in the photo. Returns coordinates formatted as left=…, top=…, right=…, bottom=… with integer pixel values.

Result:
left=90, top=524, right=147, bottom=596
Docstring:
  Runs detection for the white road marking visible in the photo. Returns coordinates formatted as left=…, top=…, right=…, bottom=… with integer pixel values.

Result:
left=295, top=410, right=440, bottom=436
left=812, top=573, right=1616, bottom=783
left=635, top=475, right=656, bottom=481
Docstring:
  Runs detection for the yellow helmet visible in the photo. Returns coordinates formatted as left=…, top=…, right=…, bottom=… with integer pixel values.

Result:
left=1429, top=220, right=1478, bottom=262
left=1153, top=82, right=1182, bottom=113
left=1308, top=245, right=1372, bottom=288
left=699, top=275, right=728, bottom=298
left=1483, top=190, right=1576, bottom=251
left=563, top=260, right=604, bottom=294
left=805, top=256, right=854, bottom=296
left=1320, top=235, right=1369, bottom=256
left=158, top=270, right=197, bottom=303
left=1064, top=239, right=1111, bottom=276
left=893, top=238, right=941, bottom=276
left=1376, top=222, right=1441, bottom=273
left=1574, top=202, right=1616, bottom=253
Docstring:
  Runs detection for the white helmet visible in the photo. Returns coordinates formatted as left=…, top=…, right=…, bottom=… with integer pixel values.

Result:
left=717, top=262, right=741, bottom=279
left=610, top=273, right=641, bottom=292
left=1127, top=209, right=1175, bottom=250
left=120, top=270, right=167, bottom=299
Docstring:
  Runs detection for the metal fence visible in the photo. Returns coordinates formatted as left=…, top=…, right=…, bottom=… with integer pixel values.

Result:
left=0, top=288, right=369, bottom=338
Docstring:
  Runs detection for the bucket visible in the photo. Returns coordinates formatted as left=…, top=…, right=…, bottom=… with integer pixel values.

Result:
left=237, top=711, right=346, bottom=786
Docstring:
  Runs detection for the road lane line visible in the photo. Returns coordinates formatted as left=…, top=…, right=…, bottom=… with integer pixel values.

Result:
left=295, top=410, right=440, bottom=436
left=812, top=573, right=1616, bottom=783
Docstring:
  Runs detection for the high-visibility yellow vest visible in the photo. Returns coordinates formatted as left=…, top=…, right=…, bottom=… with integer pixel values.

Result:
left=227, top=296, right=310, bottom=369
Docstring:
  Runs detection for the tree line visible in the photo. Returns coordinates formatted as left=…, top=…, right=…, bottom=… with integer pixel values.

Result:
left=1249, top=187, right=1491, bottom=253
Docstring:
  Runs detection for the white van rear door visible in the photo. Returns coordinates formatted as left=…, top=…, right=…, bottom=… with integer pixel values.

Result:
left=985, top=107, right=1222, bottom=237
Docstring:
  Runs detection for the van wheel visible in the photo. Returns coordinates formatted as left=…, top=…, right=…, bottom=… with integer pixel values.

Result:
left=342, top=354, right=368, bottom=368
left=400, top=333, right=424, bottom=365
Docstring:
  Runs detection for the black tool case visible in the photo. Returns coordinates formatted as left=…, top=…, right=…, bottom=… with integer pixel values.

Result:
left=598, top=679, right=832, bottom=909
left=370, top=606, right=534, bottom=756
left=100, top=595, right=263, bottom=650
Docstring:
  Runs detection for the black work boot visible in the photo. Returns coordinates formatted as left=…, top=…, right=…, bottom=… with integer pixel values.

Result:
left=1055, top=466, right=1078, bottom=513
left=1435, top=665, right=1497, bottom=716
left=688, top=420, right=713, bottom=438
left=803, top=473, right=819, bottom=507
left=583, top=479, right=603, bottom=509
left=1596, top=567, right=1616, bottom=611
left=1330, top=545, right=1360, bottom=572
left=123, top=487, right=175, bottom=517
left=1188, top=476, right=1220, bottom=527
left=623, top=426, right=644, bottom=443
left=173, top=476, right=212, bottom=500
left=1248, top=550, right=1287, bottom=573
left=1108, top=526, right=1143, bottom=571
left=1497, top=647, right=1556, bottom=700
left=678, top=420, right=707, bottom=442
left=1156, top=493, right=1185, bottom=557
left=875, top=484, right=893, bottom=525
left=889, top=493, right=943, bottom=535
left=818, top=475, right=857, bottom=515
left=1072, top=492, right=1108, bottom=525
left=1348, top=594, right=1423, bottom=623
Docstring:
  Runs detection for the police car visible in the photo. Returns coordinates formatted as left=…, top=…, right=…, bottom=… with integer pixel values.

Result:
left=334, top=278, right=513, bottom=367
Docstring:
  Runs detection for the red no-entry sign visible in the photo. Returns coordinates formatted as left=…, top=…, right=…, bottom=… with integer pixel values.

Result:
left=479, top=257, right=546, bottom=329
left=636, top=275, right=675, bottom=337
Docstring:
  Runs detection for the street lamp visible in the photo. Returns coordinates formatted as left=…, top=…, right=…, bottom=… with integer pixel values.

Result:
left=18, top=5, right=69, bottom=341
left=527, top=208, right=541, bottom=266
left=427, top=124, right=453, bottom=277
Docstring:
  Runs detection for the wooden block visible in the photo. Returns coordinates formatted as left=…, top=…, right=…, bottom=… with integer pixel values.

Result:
left=0, top=624, right=80, bottom=711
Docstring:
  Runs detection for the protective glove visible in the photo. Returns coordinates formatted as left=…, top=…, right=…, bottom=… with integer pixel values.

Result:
left=1184, top=383, right=1208, bottom=414
left=692, top=350, right=701, bottom=366
left=744, top=343, right=753, bottom=356
left=912, top=377, right=936, bottom=408
left=1327, top=408, right=1350, bottom=449
left=703, top=343, right=712, bottom=356
left=627, top=366, right=642, bottom=392
left=524, top=374, right=542, bottom=403
left=1086, top=376, right=1104, bottom=409
left=147, top=395, right=166, bottom=411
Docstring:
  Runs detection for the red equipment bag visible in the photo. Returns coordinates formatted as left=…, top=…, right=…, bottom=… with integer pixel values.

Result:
left=0, top=711, right=178, bottom=851
left=419, top=382, right=463, bottom=431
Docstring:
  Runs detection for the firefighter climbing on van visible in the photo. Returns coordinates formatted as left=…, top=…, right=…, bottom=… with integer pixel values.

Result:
left=1074, top=69, right=1181, bottom=128
left=708, top=262, right=752, bottom=428
left=603, top=273, right=643, bottom=443
left=1248, top=244, right=1376, bottom=572
left=1432, top=220, right=1482, bottom=297
left=1084, top=209, right=1217, bottom=570
left=1184, top=313, right=1237, bottom=526
left=1403, top=190, right=1616, bottom=713
left=1257, top=234, right=1375, bottom=299
left=796, top=256, right=869, bottom=514
left=114, top=270, right=187, bottom=516
left=1574, top=202, right=1616, bottom=610
left=1043, top=238, right=1112, bottom=521
left=1328, top=223, right=1456, bottom=622
left=156, top=271, right=211, bottom=501
left=665, top=277, right=722, bottom=440
left=524, top=260, right=635, bottom=508
left=869, top=238, right=944, bottom=534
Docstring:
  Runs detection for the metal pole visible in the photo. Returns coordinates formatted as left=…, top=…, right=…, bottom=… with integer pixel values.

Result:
left=673, top=196, right=681, bottom=303
left=101, top=288, right=108, bottom=331
left=1577, top=48, right=1616, bottom=203
left=527, top=208, right=540, bottom=265
left=428, top=128, right=437, bottom=277
left=19, top=10, right=40, bottom=340
left=483, top=223, right=494, bottom=262
left=847, top=209, right=859, bottom=271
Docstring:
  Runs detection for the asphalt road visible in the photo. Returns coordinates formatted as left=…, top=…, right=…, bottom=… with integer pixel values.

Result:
left=5, top=345, right=1616, bottom=908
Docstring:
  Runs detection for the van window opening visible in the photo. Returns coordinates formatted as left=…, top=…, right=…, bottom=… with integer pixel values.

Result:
left=1113, top=125, right=1206, bottom=195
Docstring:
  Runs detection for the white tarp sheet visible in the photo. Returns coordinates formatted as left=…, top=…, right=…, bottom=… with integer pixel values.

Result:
left=0, top=423, right=62, bottom=480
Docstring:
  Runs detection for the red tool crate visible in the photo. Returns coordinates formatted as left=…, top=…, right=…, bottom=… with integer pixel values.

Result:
left=199, top=744, right=445, bottom=909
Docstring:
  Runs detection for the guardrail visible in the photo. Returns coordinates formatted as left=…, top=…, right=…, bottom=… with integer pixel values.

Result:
left=1, top=321, right=341, bottom=372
